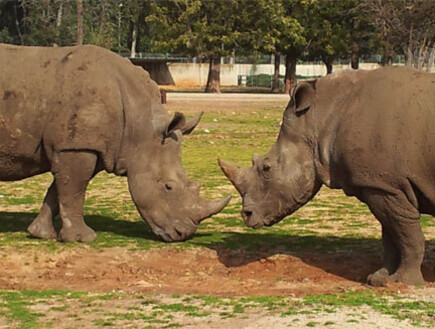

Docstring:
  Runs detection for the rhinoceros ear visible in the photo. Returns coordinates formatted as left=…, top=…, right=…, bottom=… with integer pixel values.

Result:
left=180, top=111, right=203, bottom=135
left=290, top=81, right=316, bottom=115
left=164, top=112, right=186, bottom=137
left=163, top=111, right=203, bottom=139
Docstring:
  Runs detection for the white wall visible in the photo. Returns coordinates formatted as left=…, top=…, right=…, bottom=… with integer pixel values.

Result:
left=167, top=62, right=382, bottom=86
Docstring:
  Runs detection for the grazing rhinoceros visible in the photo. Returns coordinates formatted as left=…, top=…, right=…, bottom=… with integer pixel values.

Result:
left=0, top=43, right=230, bottom=243
left=219, top=67, right=435, bottom=286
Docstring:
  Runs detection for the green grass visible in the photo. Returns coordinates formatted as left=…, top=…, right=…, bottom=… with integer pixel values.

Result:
left=0, top=106, right=392, bottom=253
left=1, top=106, right=432, bottom=254
left=0, top=290, right=433, bottom=328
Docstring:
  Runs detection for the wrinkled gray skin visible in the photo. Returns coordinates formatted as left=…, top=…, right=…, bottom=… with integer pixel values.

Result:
left=0, top=43, right=230, bottom=243
left=220, top=67, right=435, bottom=286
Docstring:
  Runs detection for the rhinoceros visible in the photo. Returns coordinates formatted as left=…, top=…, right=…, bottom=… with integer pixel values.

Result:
left=219, top=67, right=435, bottom=286
left=0, top=43, right=230, bottom=243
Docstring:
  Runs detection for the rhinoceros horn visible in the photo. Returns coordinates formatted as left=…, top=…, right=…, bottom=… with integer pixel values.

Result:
left=218, top=159, right=244, bottom=193
left=193, top=195, right=232, bottom=225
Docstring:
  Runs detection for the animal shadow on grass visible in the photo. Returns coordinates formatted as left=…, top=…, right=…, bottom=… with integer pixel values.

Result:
left=0, top=211, right=160, bottom=242
left=0, top=212, right=433, bottom=283
left=197, top=232, right=435, bottom=284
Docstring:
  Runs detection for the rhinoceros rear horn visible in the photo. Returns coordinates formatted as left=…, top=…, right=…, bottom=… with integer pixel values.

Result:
left=218, top=159, right=243, bottom=192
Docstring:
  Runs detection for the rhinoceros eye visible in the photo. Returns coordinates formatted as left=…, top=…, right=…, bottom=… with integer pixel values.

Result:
left=165, top=183, right=173, bottom=191
left=262, top=164, right=272, bottom=180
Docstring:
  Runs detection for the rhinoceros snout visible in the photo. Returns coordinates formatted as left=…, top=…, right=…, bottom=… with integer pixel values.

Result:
left=242, top=208, right=264, bottom=229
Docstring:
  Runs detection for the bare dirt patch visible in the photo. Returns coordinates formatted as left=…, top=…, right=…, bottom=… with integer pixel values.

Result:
left=164, top=93, right=289, bottom=114
left=0, top=246, right=433, bottom=296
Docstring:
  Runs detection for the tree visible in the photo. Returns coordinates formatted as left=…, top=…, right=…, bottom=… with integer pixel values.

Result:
left=0, top=0, right=134, bottom=51
left=304, top=0, right=355, bottom=74
left=0, top=1, right=18, bottom=44
left=147, top=0, right=239, bottom=93
left=363, top=0, right=435, bottom=70
left=236, top=0, right=303, bottom=93
left=280, top=0, right=311, bottom=93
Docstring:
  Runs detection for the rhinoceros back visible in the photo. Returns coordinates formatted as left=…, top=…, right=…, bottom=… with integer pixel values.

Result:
left=0, top=44, right=147, bottom=180
left=327, top=67, right=435, bottom=214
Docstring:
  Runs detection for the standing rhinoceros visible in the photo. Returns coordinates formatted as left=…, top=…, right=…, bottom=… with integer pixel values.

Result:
left=0, top=43, right=230, bottom=243
left=219, top=67, right=435, bottom=286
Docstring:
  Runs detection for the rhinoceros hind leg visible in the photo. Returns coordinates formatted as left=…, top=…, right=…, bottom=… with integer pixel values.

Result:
left=363, top=190, right=425, bottom=286
left=28, top=181, right=58, bottom=239
left=54, top=151, right=97, bottom=243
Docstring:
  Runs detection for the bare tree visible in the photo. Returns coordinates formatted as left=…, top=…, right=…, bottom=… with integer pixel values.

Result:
left=364, top=0, right=435, bottom=71
left=56, top=2, right=63, bottom=28
left=76, top=0, right=84, bottom=45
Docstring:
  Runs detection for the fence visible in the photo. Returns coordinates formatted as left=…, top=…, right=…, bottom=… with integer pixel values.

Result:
left=167, top=62, right=381, bottom=87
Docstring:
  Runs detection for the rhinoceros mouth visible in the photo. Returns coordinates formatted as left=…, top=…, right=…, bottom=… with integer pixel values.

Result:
left=150, top=217, right=198, bottom=242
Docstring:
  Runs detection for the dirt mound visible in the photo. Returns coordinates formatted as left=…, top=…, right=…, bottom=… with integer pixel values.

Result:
left=0, top=246, right=433, bottom=296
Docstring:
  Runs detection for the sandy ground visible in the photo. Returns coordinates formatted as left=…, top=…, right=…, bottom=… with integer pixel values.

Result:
left=0, top=246, right=433, bottom=295
left=1, top=245, right=433, bottom=328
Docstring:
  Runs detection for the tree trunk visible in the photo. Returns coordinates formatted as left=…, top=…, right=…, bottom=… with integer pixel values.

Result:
left=271, top=53, right=280, bottom=93
left=417, top=35, right=428, bottom=71
left=382, top=55, right=393, bottom=66
left=427, top=45, right=435, bottom=72
left=13, top=4, right=24, bottom=45
left=325, top=61, right=333, bottom=74
left=205, top=56, right=221, bottom=93
left=130, top=23, right=137, bottom=58
left=405, top=25, right=413, bottom=67
left=406, top=44, right=414, bottom=67
left=56, top=3, right=63, bottom=27
left=53, top=3, right=63, bottom=47
left=76, top=0, right=84, bottom=45
left=351, top=18, right=360, bottom=70
left=417, top=45, right=428, bottom=71
left=322, top=56, right=333, bottom=75
left=351, top=42, right=359, bottom=70
left=381, top=45, right=393, bottom=66
left=283, top=53, right=297, bottom=94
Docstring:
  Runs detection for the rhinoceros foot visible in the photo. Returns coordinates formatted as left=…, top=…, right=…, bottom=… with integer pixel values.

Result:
left=28, top=215, right=57, bottom=240
left=59, top=223, right=96, bottom=242
left=367, top=268, right=390, bottom=287
left=367, top=267, right=425, bottom=286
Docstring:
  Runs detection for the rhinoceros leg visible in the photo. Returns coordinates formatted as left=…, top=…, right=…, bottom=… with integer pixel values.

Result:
left=27, top=181, right=58, bottom=239
left=364, top=190, right=425, bottom=286
left=54, top=151, right=97, bottom=243
left=380, top=225, right=400, bottom=274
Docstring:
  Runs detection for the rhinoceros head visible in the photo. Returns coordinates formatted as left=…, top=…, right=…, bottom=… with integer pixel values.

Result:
left=219, top=82, right=321, bottom=228
left=128, top=111, right=230, bottom=242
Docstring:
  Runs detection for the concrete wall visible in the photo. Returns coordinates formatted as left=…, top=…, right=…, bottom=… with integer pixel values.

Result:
left=167, top=62, right=382, bottom=86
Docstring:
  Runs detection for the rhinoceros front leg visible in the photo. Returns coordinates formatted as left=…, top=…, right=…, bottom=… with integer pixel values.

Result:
left=54, top=151, right=97, bottom=243
left=363, top=190, right=425, bottom=286
left=27, top=181, right=58, bottom=239
left=380, top=225, right=400, bottom=274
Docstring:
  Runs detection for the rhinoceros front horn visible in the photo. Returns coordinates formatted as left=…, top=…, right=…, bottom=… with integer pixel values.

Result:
left=193, top=195, right=232, bottom=224
left=218, top=159, right=243, bottom=192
